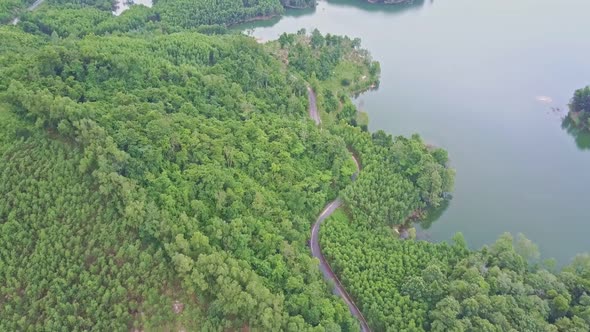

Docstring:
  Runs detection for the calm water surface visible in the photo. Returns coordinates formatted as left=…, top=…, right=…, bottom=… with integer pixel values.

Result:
left=238, top=0, right=590, bottom=263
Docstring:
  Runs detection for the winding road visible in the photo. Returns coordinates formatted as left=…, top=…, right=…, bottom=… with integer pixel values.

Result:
left=307, top=88, right=371, bottom=332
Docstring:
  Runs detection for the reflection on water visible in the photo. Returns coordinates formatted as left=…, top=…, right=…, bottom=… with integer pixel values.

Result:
left=414, top=199, right=450, bottom=241
left=238, top=7, right=317, bottom=32
left=562, top=116, right=590, bottom=151
left=241, top=16, right=285, bottom=32
left=353, top=82, right=380, bottom=99
left=237, top=0, right=428, bottom=33
left=419, top=199, right=450, bottom=230
left=286, top=6, right=318, bottom=18
left=327, top=0, right=427, bottom=13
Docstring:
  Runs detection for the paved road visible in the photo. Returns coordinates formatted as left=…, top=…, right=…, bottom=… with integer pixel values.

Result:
left=307, top=87, right=321, bottom=125
left=307, top=87, right=370, bottom=332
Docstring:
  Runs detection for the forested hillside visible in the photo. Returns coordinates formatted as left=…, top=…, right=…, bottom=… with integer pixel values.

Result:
left=329, top=125, right=454, bottom=227
left=0, top=0, right=22, bottom=22
left=0, top=27, right=370, bottom=330
left=2, top=1, right=590, bottom=331
left=321, top=211, right=590, bottom=331
left=153, top=0, right=284, bottom=28
left=12, top=0, right=315, bottom=32
left=0, top=111, right=191, bottom=331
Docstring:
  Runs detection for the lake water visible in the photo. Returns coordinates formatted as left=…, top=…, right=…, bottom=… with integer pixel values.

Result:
left=237, top=0, right=590, bottom=264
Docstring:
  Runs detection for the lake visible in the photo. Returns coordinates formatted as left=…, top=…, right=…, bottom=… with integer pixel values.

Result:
left=237, top=0, right=590, bottom=264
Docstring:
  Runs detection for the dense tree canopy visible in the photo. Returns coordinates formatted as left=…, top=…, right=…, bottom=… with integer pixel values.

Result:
left=153, top=0, right=284, bottom=28
left=46, top=0, right=113, bottom=11
left=0, top=0, right=35, bottom=23
left=569, top=86, right=590, bottom=130
left=274, top=30, right=379, bottom=87
left=150, top=0, right=315, bottom=29
left=10, top=0, right=315, bottom=33
left=1, top=2, right=589, bottom=331
left=321, top=210, right=590, bottom=331
left=572, top=86, right=590, bottom=113
left=329, top=124, right=454, bottom=227
left=0, top=112, right=193, bottom=331
left=0, top=27, right=371, bottom=330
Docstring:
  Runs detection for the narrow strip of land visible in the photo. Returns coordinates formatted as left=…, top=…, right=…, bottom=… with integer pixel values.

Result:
left=307, top=87, right=371, bottom=332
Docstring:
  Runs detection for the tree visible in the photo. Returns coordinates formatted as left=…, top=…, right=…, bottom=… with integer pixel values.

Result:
left=311, top=29, right=325, bottom=49
left=430, top=297, right=463, bottom=332
left=572, top=86, right=590, bottom=113
left=279, top=32, right=293, bottom=49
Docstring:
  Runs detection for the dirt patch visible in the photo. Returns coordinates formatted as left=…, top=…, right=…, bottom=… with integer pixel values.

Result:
left=172, top=300, right=184, bottom=314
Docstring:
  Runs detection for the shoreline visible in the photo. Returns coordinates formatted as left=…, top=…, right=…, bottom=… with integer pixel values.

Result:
left=228, top=13, right=281, bottom=27
left=367, top=0, right=410, bottom=3
left=567, top=111, right=590, bottom=131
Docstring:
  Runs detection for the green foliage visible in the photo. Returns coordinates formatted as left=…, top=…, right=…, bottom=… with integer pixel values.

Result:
left=570, top=86, right=590, bottom=130
left=46, top=0, right=114, bottom=11
left=0, top=111, right=189, bottom=331
left=20, top=7, right=112, bottom=37
left=322, top=213, right=590, bottom=331
left=278, top=31, right=295, bottom=48
left=18, top=5, right=165, bottom=38
left=279, top=29, right=378, bottom=84
left=0, top=0, right=35, bottom=23
left=321, top=210, right=467, bottom=331
left=0, top=0, right=19, bottom=22
left=3, top=5, right=588, bottom=332
left=337, top=101, right=357, bottom=125
left=153, top=0, right=285, bottom=28
left=151, top=0, right=316, bottom=29
left=572, top=86, right=590, bottom=113
left=0, top=29, right=363, bottom=330
left=331, top=125, right=454, bottom=227
left=0, top=26, right=42, bottom=52
left=280, top=0, right=314, bottom=9
left=268, top=30, right=380, bottom=126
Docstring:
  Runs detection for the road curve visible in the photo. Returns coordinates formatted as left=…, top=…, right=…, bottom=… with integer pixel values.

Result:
left=307, top=87, right=371, bottom=332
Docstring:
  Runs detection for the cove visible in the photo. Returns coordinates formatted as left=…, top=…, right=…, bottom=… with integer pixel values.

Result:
left=236, top=0, right=590, bottom=263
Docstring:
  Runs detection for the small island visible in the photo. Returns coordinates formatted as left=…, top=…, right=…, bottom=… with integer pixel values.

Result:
left=567, top=86, right=590, bottom=130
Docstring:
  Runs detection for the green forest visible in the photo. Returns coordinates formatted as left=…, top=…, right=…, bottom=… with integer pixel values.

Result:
left=321, top=211, right=590, bottom=331
left=2, top=0, right=316, bottom=28
left=0, top=27, right=367, bottom=330
left=1, top=1, right=589, bottom=331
